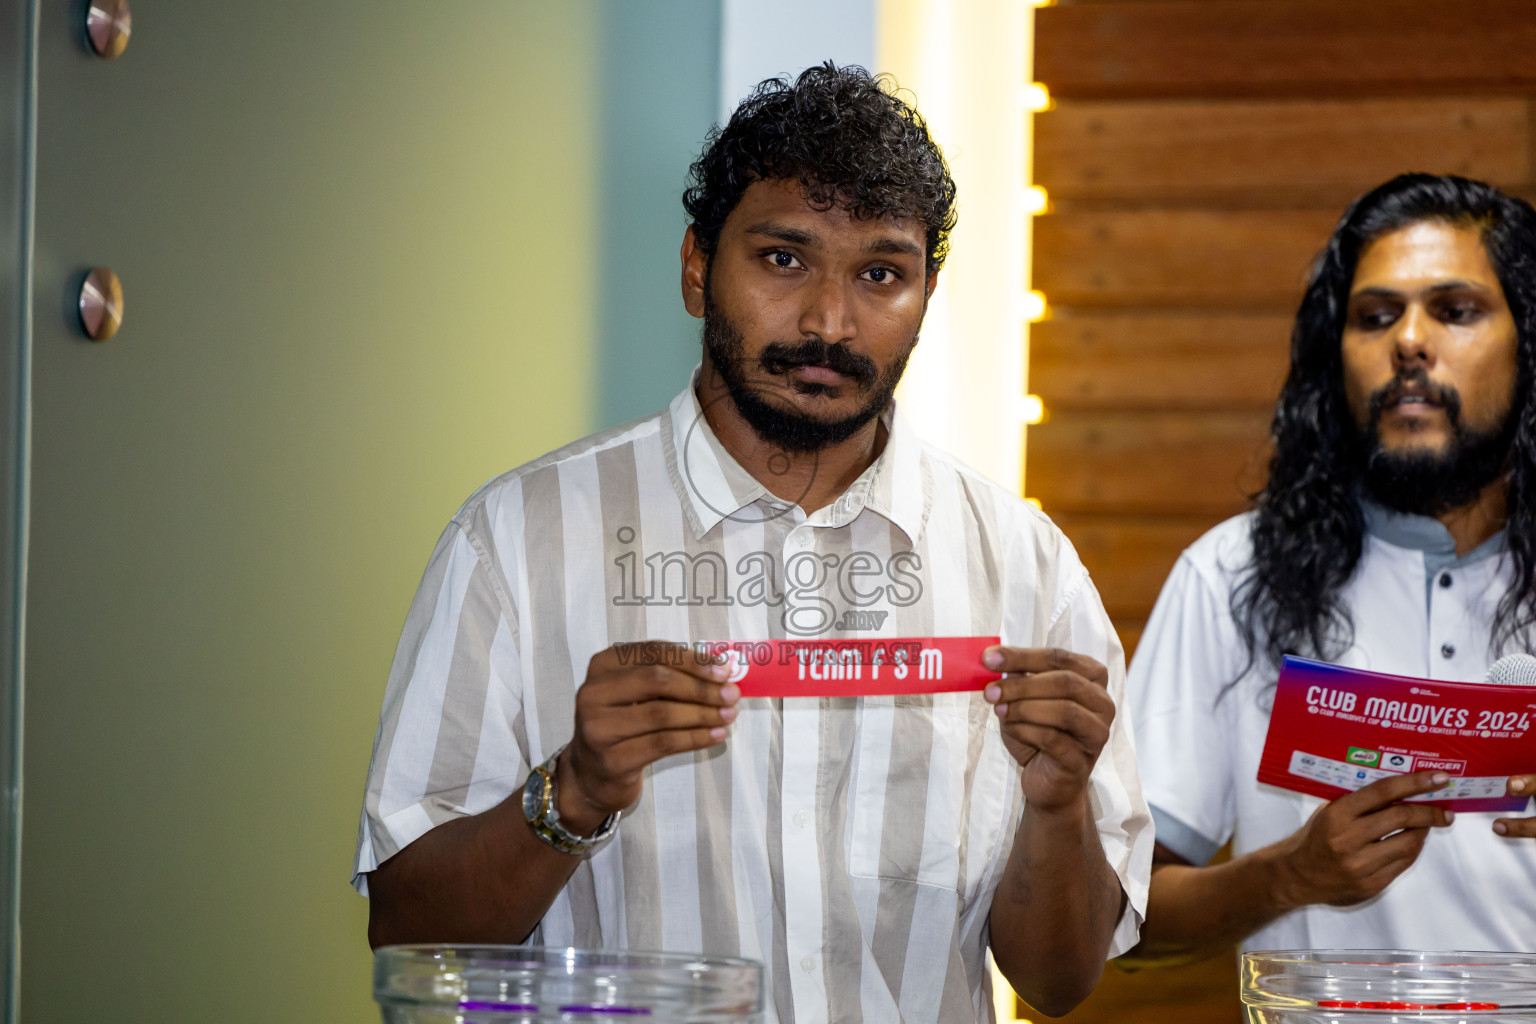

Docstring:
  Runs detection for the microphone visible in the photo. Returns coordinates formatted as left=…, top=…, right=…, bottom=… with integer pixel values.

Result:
left=1485, top=653, right=1536, bottom=687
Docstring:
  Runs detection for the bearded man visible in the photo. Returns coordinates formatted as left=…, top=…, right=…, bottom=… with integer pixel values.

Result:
left=352, top=64, right=1151, bottom=1023
left=1128, top=173, right=1536, bottom=961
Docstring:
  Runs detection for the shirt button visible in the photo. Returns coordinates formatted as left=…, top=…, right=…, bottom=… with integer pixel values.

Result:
left=800, top=954, right=816, bottom=973
left=1441, top=643, right=1456, bottom=658
left=1439, top=572, right=1453, bottom=588
left=793, top=809, right=809, bottom=828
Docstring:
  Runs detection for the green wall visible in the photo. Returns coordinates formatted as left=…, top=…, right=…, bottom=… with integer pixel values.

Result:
left=596, top=1, right=721, bottom=427
left=21, top=3, right=602, bottom=1021
left=0, top=2, right=32, bottom=1019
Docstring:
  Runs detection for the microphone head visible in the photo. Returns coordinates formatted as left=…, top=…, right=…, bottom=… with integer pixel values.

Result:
left=1485, top=653, right=1536, bottom=687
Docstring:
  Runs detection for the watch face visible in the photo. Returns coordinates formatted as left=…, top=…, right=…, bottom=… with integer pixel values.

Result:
left=522, top=769, right=547, bottom=821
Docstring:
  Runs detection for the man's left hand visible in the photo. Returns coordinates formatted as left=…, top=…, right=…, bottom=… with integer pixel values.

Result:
left=982, top=646, right=1115, bottom=815
left=1494, top=775, right=1536, bottom=838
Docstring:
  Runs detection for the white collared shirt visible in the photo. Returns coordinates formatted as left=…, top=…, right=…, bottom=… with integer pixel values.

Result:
left=355, top=379, right=1152, bottom=1023
left=1130, top=508, right=1536, bottom=952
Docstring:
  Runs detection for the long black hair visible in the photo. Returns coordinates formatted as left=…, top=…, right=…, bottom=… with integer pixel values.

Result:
left=1233, top=174, right=1536, bottom=676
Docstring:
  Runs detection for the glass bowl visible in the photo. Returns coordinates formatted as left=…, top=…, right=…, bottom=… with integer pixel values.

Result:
left=374, top=945, right=764, bottom=1023
left=1243, top=950, right=1536, bottom=1022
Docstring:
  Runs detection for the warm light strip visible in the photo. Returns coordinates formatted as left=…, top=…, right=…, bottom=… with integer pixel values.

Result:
left=879, top=0, right=1031, bottom=499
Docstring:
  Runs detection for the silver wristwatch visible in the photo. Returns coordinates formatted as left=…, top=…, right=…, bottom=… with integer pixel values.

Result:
left=521, top=745, right=621, bottom=855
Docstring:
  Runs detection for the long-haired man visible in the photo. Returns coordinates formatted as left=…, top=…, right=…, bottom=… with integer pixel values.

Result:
left=1128, top=174, right=1536, bottom=960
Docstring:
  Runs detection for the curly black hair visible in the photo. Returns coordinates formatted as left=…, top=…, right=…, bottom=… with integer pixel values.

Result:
left=683, top=62, right=957, bottom=276
left=1233, top=173, right=1536, bottom=679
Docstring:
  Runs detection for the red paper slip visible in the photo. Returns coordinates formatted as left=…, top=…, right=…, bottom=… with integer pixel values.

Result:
left=1257, top=656, right=1536, bottom=812
left=704, top=636, right=1002, bottom=698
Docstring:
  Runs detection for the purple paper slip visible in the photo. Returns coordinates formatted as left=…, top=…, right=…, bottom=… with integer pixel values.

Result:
left=455, top=1000, right=654, bottom=1016
left=558, top=1006, right=652, bottom=1016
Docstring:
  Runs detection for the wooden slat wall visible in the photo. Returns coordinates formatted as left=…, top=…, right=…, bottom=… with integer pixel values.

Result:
left=1036, top=98, right=1531, bottom=204
left=1029, top=410, right=1272, bottom=514
left=1031, top=315, right=1291, bottom=407
left=1035, top=0, right=1536, bottom=99
left=1024, top=2, right=1536, bottom=1021
left=1034, top=209, right=1339, bottom=306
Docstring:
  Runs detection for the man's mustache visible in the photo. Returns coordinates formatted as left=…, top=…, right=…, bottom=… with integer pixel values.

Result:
left=758, top=338, right=879, bottom=387
left=1365, top=367, right=1462, bottom=428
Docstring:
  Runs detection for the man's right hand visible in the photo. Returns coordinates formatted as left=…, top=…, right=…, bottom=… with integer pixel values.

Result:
left=556, top=643, right=741, bottom=834
left=1128, top=769, right=1457, bottom=966
left=1272, top=770, right=1455, bottom=908
left=367, top=642, right=738, bottom=948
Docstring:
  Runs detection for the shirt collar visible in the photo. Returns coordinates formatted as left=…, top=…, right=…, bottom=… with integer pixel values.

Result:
left=1360, top=494, right=1506, bottom=566
left=661, top=371, right=929, bottom=544
left=859, top=401, right=929, bottom=544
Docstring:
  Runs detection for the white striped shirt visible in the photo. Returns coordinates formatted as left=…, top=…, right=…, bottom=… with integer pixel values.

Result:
left=353, top=380, right=1152, bottom=1024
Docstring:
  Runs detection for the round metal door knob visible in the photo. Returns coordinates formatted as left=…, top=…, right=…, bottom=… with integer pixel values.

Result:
left=86, top=0, right=132, bottom=59
left=78, top=267, right=124, bottom=342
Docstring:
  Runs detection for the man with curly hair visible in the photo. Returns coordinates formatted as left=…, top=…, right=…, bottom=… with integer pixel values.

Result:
left=354, top=64, right=1151, bottom=1022
left=1127, top=174, right=1536, bottom=964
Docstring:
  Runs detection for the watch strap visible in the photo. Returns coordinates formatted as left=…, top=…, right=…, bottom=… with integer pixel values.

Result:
left=523, top=745, right=620, bottom=855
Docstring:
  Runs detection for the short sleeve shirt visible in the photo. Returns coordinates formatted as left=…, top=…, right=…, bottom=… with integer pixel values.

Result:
left=354, top=381, right=1153, bottom=1024
left=1129, top=509, right=1536, bottom=952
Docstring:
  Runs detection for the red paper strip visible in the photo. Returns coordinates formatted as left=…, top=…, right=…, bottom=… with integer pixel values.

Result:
left=707, top=636, right=1002, bottom=698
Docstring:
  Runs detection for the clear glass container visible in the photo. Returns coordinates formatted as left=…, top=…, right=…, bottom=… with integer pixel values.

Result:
left=374, top=946, right=764, bottom=1023
left=1243, top=950, right=1536, bottom=1023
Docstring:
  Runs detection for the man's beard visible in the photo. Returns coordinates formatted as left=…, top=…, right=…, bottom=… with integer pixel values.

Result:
left=702, top=293, right=916, bottom=454
left=1356, top=367, right=1515, bottom=517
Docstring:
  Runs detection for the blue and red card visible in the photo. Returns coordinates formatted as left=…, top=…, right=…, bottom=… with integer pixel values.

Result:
left=1258, top=656, right=1536, bottom=812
